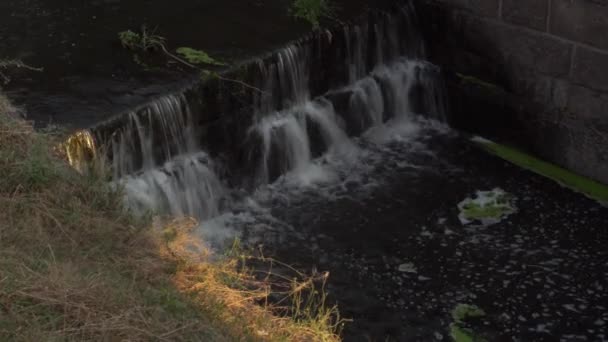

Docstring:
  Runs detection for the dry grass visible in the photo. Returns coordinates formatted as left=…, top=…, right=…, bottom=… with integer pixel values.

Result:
left=161, top=219, right=344, bottom=342
left=0, top=91, right=343, bottom=341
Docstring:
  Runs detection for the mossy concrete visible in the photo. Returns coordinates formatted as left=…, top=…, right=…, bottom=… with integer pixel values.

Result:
left=472, top=137, right=608, bottom=205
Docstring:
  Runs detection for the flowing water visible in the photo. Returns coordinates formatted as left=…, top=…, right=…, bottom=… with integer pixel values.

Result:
left=116, top=56, right=446, bottom=224
left=101, top=2, right=441, bottom=224
left=71, top=3, right=608, bottom=340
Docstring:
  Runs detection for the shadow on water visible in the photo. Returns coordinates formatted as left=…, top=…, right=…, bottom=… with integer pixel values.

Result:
left=0, top=0, right=392, bottom=128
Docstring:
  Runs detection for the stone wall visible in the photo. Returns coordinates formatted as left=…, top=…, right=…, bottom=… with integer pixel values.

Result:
left=416, top=0, right=608, bottom=184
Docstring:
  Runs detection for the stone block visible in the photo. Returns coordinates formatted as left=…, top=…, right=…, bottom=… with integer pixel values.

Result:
left=532, top=76, right=570, bottom=109
left=563, top=119, right=608, bottom=184
left=571, top=46, right=608, bottom=92
left=567, top=84, right=608, bottom=119
left=461, top=16, right=573, bottom=78
left=551, top=0, right=608, bottom=50
left=502, top=0, right=549, bottom=31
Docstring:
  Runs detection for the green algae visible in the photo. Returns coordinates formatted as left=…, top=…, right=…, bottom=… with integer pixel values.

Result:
left=450, top=304, right=487, bottom=342
left=472, top=137, right=608, bottom=205
left=452, top=304, right=486, bottom=322
left=458, top=188, right=516, bottom=225
left=450, top=324, right=476, bottom=342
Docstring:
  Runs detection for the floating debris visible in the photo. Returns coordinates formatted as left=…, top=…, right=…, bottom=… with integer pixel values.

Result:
left=458, top=188, right=516, bottom=226
left=398, top=262, right=417, bottom=273
left=452, top=304, right=486, bottom=322
left=450, top=304, right=487, bottom=342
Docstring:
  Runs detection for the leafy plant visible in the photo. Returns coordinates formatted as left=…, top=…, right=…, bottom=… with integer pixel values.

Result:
left=118, top=26, right=166, bottom=51
left=176, top=47, right=226, bottom=66
left=290, top=0, right=336, bottom=29
left=117, top=27, right=264, bottom=94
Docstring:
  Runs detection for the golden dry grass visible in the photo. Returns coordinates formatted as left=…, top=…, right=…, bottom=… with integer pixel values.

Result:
left=0, top=91, right=343, bottom=341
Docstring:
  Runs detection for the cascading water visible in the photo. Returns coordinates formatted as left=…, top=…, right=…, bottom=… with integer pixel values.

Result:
left=106, top=94, right=197, bottom=179
left=252, top=99, right=356, bottom=185
left=83, top=4, right=447, bottom=225
left=118, top=152, right=225, bottom=219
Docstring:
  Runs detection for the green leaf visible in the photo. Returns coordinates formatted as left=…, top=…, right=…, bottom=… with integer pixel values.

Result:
left=176, top=47, right=226, bottom=66
left=118, top=30, right=142, bottom=50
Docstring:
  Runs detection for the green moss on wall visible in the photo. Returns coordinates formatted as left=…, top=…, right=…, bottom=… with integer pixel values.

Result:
left=472, top=137, right=608, bottom=204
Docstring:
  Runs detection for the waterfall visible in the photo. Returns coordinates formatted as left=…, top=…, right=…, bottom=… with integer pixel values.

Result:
left=106, top=94, right=197, bottom=179
left=72, top=2, right=448, bottom=221
left=255, top=44, right=310, bottom=115
left=117, top=152, right=225, bottom=219
left=251, top=99, right=356, bottom=184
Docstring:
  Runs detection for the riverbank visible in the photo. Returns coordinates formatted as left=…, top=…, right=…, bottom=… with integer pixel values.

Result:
left=0, top=92, right=341, bottom=341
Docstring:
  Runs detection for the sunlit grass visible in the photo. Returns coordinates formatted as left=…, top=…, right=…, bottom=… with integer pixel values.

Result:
left=0, top=91, right=343, bottom=341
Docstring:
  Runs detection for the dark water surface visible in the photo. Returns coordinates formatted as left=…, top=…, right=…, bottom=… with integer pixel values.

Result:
left=0, top=0, right=388, bottom=128
left=248, top=130, right=608, bottom=341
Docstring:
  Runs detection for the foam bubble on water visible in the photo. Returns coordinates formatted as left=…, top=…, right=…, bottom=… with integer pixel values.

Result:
left=364, top=116, right=423, bottom=144
left=118, top=152, right=226, bottom=220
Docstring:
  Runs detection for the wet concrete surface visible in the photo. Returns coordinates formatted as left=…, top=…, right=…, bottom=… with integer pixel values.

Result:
left=255, top=131, right=608, bottom=341
left=0, top=0, right=390, bottom=128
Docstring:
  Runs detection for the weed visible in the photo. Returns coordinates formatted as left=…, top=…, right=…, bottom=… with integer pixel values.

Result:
left=176, top=47, right=226, bottom=66
left=290, top=0, right=336, bottom=29
left=117, top=27, right=263, bottom=94
left=118, top=26, right=166, bottom=52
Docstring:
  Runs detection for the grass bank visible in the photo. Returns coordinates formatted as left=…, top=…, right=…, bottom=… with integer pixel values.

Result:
left=0, top=92, right=342, bottom=341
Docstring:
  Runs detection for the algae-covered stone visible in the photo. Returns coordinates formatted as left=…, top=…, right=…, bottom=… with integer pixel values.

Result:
left=458, top=188, right=516, bottom=226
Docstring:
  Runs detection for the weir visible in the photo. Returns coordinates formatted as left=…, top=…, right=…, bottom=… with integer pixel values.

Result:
left=68, top=1, right=447, bottom=220
left=39, top=1, right=608, bottom=340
